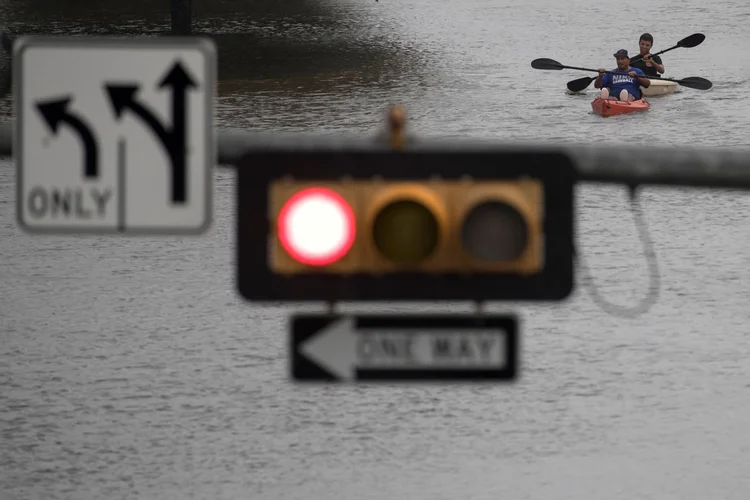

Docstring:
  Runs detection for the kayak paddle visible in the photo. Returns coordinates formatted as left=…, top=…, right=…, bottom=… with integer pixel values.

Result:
left=531, top=58, right=712, bottom=90
left=564, top=33, right=706, bottom=92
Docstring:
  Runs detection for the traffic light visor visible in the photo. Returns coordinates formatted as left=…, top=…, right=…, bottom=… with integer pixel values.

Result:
left=277, top=187, right=356, bottom=266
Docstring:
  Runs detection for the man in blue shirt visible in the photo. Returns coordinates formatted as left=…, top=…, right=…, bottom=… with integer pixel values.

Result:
left=594, top=49, right=651, bottom=102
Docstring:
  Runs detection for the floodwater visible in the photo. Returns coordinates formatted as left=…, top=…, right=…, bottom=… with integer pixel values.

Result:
left=2, top=0, right=750, bottom=498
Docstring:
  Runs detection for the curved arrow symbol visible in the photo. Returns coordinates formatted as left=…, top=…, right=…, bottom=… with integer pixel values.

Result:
left=36, top=97, right=99, bottom=179
left=106, top=85, right=171, bottom=146
left=104, top=60, right=197, bottom=204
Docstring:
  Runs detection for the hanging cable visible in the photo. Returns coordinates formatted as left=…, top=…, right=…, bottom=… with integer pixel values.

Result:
left=575, top=184, right=661, bottom=318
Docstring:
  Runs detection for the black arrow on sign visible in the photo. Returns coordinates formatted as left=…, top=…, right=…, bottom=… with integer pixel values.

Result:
left=36, top=97, right=99, bottom=179
left=159, top=61, right=194, bottom=195
left=104, top=60, right=197, bottom=204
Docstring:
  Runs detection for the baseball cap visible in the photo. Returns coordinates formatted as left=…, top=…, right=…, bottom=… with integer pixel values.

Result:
left=614, top=49, right=629, bottom=58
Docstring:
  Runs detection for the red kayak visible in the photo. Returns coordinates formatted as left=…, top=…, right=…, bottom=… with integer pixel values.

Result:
left=591, top=97, right=650, bottom=117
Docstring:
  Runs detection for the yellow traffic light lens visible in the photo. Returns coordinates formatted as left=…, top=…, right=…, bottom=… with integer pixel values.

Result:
left=461, top=201, right=528, bottom=262
left=372, top=199, right=439, bottom=264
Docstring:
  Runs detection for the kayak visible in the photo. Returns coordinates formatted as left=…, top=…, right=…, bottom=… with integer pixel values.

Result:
left=641, top=79, right=678, bottom=96
left=591, top=97, right=650, bottom=117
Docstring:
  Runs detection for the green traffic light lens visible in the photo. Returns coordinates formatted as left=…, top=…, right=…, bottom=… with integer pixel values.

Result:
left=373, top=199, right=440, bottom=264
left=461, top=201, right=528, bottom=262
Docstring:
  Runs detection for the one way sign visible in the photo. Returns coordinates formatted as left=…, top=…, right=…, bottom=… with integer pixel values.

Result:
left=291, top=314, right=518, bottom=382
left=14, top=36, right=216, bottom=234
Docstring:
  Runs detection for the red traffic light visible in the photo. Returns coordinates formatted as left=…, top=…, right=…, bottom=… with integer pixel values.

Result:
left=277, top=187, right=356, bottom=266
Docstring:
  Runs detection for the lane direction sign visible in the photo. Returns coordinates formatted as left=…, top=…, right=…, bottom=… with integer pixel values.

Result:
left=292, top=314, right=518, bottom=382
left=13, top=36, right=216, bottom=234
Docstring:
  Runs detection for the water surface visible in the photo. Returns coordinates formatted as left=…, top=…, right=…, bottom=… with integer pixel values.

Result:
left=2, top=0, right=750, bottom=498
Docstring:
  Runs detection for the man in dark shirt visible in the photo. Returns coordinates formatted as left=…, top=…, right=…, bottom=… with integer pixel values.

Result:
left=630, top=33, right=665, bottom=76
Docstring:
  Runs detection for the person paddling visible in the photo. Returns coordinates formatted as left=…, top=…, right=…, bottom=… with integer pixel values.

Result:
left=630, top=33, right=665, bottom=76
left=594, top=49, right=651, bottom=102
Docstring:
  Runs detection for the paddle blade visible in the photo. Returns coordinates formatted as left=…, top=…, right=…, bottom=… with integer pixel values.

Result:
left=531, top=58, right=564, bottom=70
left=677, top=76, right=712, bottom=90
left=567, top=76, right=596, bottom=92
left=678, top=33, right=706, bottom=48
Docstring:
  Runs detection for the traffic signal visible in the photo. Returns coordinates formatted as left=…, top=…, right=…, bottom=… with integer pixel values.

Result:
left=237, top=149, right=575, bottom=302
left=268, top=178, right=543, bottom=274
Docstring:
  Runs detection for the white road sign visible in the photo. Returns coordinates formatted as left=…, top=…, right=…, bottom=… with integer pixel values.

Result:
left=13, top=36, right=216, bottom=234
left=292, top=314, right=518, bottom=382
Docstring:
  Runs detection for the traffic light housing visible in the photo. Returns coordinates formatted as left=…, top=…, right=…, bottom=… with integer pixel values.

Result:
left=237, top=149, right=575, bottom=302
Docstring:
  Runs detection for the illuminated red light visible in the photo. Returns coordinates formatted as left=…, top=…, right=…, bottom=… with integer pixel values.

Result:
left=277, top=187, right=356, bottom=266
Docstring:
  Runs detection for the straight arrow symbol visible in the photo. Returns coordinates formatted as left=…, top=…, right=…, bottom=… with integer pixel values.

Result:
left=298, top=317, right=511, bottom=382
left=157, top=61, right=196, bottom=204
left=36, top=96, right=99, bottom=179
